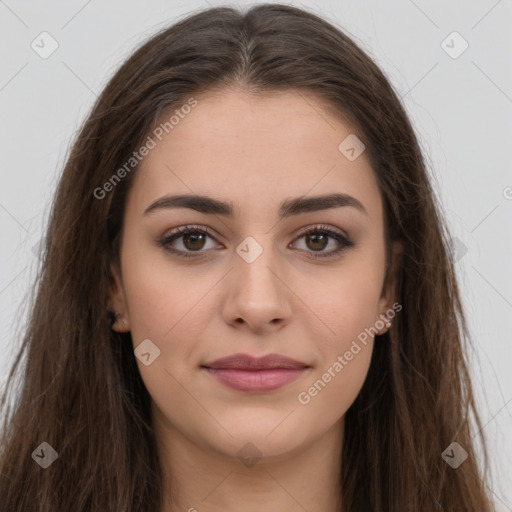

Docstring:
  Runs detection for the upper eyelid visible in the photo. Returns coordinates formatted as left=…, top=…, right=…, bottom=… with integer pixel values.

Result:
left=163, top=223, right=348, bottom=241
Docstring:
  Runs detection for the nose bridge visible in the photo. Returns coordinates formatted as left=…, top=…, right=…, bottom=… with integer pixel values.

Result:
left=234, top=233, right=283, bottom=298
left=223, top=232, right=291, bottom=328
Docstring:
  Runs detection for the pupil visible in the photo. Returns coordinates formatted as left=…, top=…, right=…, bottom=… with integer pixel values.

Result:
left=185, top=232, right=204, bottom=250
left=308, top=233, right=327, bottom=251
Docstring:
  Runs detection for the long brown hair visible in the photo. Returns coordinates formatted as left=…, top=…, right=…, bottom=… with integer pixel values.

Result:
left=0, top=4, right=495, bottom=511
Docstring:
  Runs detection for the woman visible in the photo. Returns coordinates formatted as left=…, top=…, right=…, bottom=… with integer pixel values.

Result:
left=0, top=3, right=495, bottom=511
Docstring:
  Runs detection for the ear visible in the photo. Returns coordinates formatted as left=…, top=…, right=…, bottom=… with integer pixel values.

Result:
left=375, top=240, right=403, bottom=335
left=107, top=263, right=131, bottom=333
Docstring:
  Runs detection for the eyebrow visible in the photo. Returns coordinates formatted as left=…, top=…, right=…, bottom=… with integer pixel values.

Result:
left=143, top=192, right=368, bottom=218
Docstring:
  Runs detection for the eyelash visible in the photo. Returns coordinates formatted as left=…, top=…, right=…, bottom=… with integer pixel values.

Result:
left=157, top=224, right=355, bottom=260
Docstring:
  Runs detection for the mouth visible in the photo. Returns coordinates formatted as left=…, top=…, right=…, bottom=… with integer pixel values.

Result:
left=201, top=353, right=310, bottom=392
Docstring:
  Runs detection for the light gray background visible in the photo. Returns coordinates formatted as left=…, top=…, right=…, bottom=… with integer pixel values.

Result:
left=1, top=0, right=511, bottom=508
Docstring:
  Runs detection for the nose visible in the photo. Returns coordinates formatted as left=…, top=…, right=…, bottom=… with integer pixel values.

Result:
left=221, top=242, right=292, bottom=334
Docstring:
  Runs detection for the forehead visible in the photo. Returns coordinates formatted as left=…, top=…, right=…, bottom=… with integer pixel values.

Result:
left=127, top=87, right=382, bottom=222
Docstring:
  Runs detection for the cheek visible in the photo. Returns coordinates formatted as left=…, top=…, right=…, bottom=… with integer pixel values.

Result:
left=120, top=240, right=224, bottom=403
left=295, top=337, right=373, bottom=436
left=299, top=255, right=386, bottom=347
left=122, top=257, right=211, bottom=436
left=121, top=236, right=209, bottom=341
left=123, top=274, right=208, bottom=388
left=294, top=253, right=383, bottom=413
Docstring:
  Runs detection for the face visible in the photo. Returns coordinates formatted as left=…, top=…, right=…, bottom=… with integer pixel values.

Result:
left=109, top=87, right=395, bottom=463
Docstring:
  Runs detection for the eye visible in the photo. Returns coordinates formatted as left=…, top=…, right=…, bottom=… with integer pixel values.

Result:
left=157, top=225, right=219, bottom=258
left=157, top=224, right=354, bottom=259
left=290, top=224, right=355, bottom=259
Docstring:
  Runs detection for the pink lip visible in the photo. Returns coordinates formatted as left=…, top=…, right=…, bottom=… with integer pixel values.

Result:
left=201, top=353, right=310, bottom=392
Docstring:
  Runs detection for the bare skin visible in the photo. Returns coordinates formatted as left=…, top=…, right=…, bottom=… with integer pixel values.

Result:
left=109, top=87, right=396, bottom=512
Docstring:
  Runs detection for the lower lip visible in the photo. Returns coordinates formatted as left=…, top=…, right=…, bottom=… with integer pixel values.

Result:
left=203, top=367, right=307, bottom=392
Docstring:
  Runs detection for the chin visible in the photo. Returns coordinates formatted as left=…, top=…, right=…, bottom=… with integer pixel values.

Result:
left=204, top=416, right=314, bottom=463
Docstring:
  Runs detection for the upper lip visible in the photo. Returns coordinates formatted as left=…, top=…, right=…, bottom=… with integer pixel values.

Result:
left=202, top=353, right=309, bottom=370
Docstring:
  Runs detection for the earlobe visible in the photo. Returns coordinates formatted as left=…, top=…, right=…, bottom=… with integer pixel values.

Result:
left=376, top=311, right=393, bottom=335
left=110, top=311, right=131, bottom=332
left=107, top=264, right=131, bottom=332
